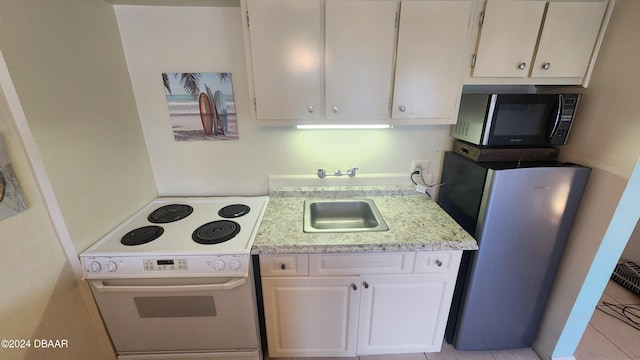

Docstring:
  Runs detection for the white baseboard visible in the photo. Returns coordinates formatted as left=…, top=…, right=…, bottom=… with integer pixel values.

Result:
left=551, top=356, right=576, bottom=360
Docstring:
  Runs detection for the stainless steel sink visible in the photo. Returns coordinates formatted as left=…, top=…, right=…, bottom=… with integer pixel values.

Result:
left=303, top=199, right=389, bottom=233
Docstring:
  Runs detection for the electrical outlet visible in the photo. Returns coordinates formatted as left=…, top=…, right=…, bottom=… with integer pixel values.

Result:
left=411, top=160, right=430, bottom=175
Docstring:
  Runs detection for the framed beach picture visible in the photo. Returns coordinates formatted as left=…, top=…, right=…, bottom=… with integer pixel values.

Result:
left=162, top=72, right=238, bottom=141
left=0, top=134, right=27, bottom=220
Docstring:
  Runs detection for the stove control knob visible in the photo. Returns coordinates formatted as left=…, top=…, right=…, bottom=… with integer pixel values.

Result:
left=105, top=261, right=118, bottom=272
left=88, top=261, right=101, bottom=273
left=214, top=260, right=226, bottom=271
left=229, top=259, right=241, bottom=271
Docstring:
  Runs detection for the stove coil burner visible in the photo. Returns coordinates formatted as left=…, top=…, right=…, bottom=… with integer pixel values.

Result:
left=121, top=226, right=164, bottom=246
left=218, top=204, right=250, bottom=218
left=192, top=220, right=241, bottom=245
left=148, top=204, right=194, bottom=224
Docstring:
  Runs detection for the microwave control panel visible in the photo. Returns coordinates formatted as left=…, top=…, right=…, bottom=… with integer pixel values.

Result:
left=549, top=94, right=579, bottom=145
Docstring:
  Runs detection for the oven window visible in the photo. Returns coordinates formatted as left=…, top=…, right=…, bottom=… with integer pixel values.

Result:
left=494, top=103, right=547, bottom=136
left=134, top=296, right=217, bottom=318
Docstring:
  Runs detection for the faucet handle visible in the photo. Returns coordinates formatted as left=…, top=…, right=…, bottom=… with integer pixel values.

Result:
left=317, top=167, right=358, bottom=178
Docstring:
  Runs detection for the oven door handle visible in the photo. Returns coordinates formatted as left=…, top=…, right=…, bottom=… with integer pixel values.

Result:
left=90, top=277, right=246, bottom=293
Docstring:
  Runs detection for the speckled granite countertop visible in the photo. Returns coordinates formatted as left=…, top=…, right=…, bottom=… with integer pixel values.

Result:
left=251, top=186, right=478, bottom=254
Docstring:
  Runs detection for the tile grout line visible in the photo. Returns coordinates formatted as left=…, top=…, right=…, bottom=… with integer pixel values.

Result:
left=598, top=321, right=637, bottom=360
left=589, top=315, right=634, bottom=360
left=602, top=283, right=640, bottom=360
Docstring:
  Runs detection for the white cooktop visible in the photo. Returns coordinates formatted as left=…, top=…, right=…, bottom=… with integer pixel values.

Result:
left=82, top=196, right=269, bottom=256
left=79, top=196, right=268, bottom=278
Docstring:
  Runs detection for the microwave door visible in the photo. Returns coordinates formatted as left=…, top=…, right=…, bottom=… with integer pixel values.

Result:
left=485, top=94, right=557, bottom=146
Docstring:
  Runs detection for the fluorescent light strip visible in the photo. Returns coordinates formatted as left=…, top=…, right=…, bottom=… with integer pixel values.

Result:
left=295, top=124, right=392, bottom=130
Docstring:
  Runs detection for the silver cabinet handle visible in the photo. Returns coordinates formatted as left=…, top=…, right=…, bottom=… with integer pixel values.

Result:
left=90, top=278, right=246, bottom=293
left=332, top=106, right=339, bottom=113
left=307, top=105, right=314, bottom=113
left=543, top=63, right=551, bottom=70
left=518, top=62, right=526, bottom=70
left=399, top=105, right=407, bottom=112
left=351, top=283, right=358, bottom=291
left=435, top=260, right=443, bottom=267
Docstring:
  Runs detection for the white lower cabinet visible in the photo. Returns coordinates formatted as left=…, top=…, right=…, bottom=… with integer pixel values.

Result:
left=357, top=273, right=457, bottom=354
left=259, top=251, right=461, bottom=357
left=261, top=276, right=360, bottom=357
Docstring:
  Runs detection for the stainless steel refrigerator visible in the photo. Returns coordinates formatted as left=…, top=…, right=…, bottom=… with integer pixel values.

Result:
left=437, top=151, right=590, bottom=350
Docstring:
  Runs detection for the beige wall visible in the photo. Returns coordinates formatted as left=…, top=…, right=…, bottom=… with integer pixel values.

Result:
left=0, top=0, right=155, bottom=358
left=1, top=1, right=635, bottom=359
left=115, top=5, right=453, bottom=197
left=0, top=85, right=113, bottom=359
left=0, top=0, right=157, bottom=253
left=534, top=0, right=640, bottom=358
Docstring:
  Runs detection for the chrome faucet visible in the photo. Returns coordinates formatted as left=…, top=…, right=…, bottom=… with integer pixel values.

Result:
left=344, top=167, right=359, bottom=177
left=317, top=167, right=359, bottom=178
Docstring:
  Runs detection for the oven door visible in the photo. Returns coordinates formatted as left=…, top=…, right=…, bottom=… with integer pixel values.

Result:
left=88, top=276, right=259, bottom=354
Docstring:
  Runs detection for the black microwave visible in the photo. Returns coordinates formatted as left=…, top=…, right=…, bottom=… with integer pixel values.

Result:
left=451, top=93, right=580, bottom=146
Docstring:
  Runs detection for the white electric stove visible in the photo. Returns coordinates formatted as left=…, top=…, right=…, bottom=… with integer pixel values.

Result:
left=79, top=196, right=269, bottom=360
left=80, top=196, right=269, bottom=279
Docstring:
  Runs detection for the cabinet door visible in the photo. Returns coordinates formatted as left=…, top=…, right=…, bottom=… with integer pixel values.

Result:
left=357, top=273, right=457, bottom=354
left=325, top=0, right=397, bottom=120
left=261, top=276, right=360, bottom=357
left=472, top=0, right=546, bottom=77
left=246, top=0, right=323, bottom=120
left=531, top=1, right=607, bottom=78
left=392, top=0, right=472, bottom=122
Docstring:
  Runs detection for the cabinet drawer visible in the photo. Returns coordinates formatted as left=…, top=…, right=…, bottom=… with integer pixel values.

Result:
left=309, top=252, right=415, bottom=276
left=413, top=251, right=462, bottom=274
left=259, top=254, right=308, bottom=276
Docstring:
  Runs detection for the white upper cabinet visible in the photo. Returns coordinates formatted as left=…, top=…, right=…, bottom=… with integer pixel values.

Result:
left=530, top=1, right=608, bottom=78
left=472, top=0, right=546, bottom=77
left=242, top=0, right=475, bottom=124
left=245, top=0, right=323, bottom=120
left=467, top=0, right=611, bottom=86
left=325, top=1, right=397, bottom=120
left=392, top=0, right=472, bottom=122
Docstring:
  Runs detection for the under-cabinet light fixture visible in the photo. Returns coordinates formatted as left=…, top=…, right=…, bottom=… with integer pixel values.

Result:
left=295, top=124, right=392, bottom=130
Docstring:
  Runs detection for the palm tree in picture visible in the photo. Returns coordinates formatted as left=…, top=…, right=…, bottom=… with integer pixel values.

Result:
left=162, top=72, right=231, bottom=97
left=163, top=73, right=201, bottom=97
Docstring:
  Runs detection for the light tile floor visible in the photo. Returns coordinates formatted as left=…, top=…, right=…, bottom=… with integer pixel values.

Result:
left=266, top=344, right=542, bottom=360
left=574, top=280, right=640, bottom=360
left=266, top=280, right=640, bottom=360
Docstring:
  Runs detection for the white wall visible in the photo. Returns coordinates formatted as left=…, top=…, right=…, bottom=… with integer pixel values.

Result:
left=0, top=1, right=157, bottom=358
left=533, top=0, right=640, bottom=358
left=0, top=0, right=157, bottom=253
left=115, top=5, right=453, bottom=196
left=0, top=80, right=113, bottom=359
